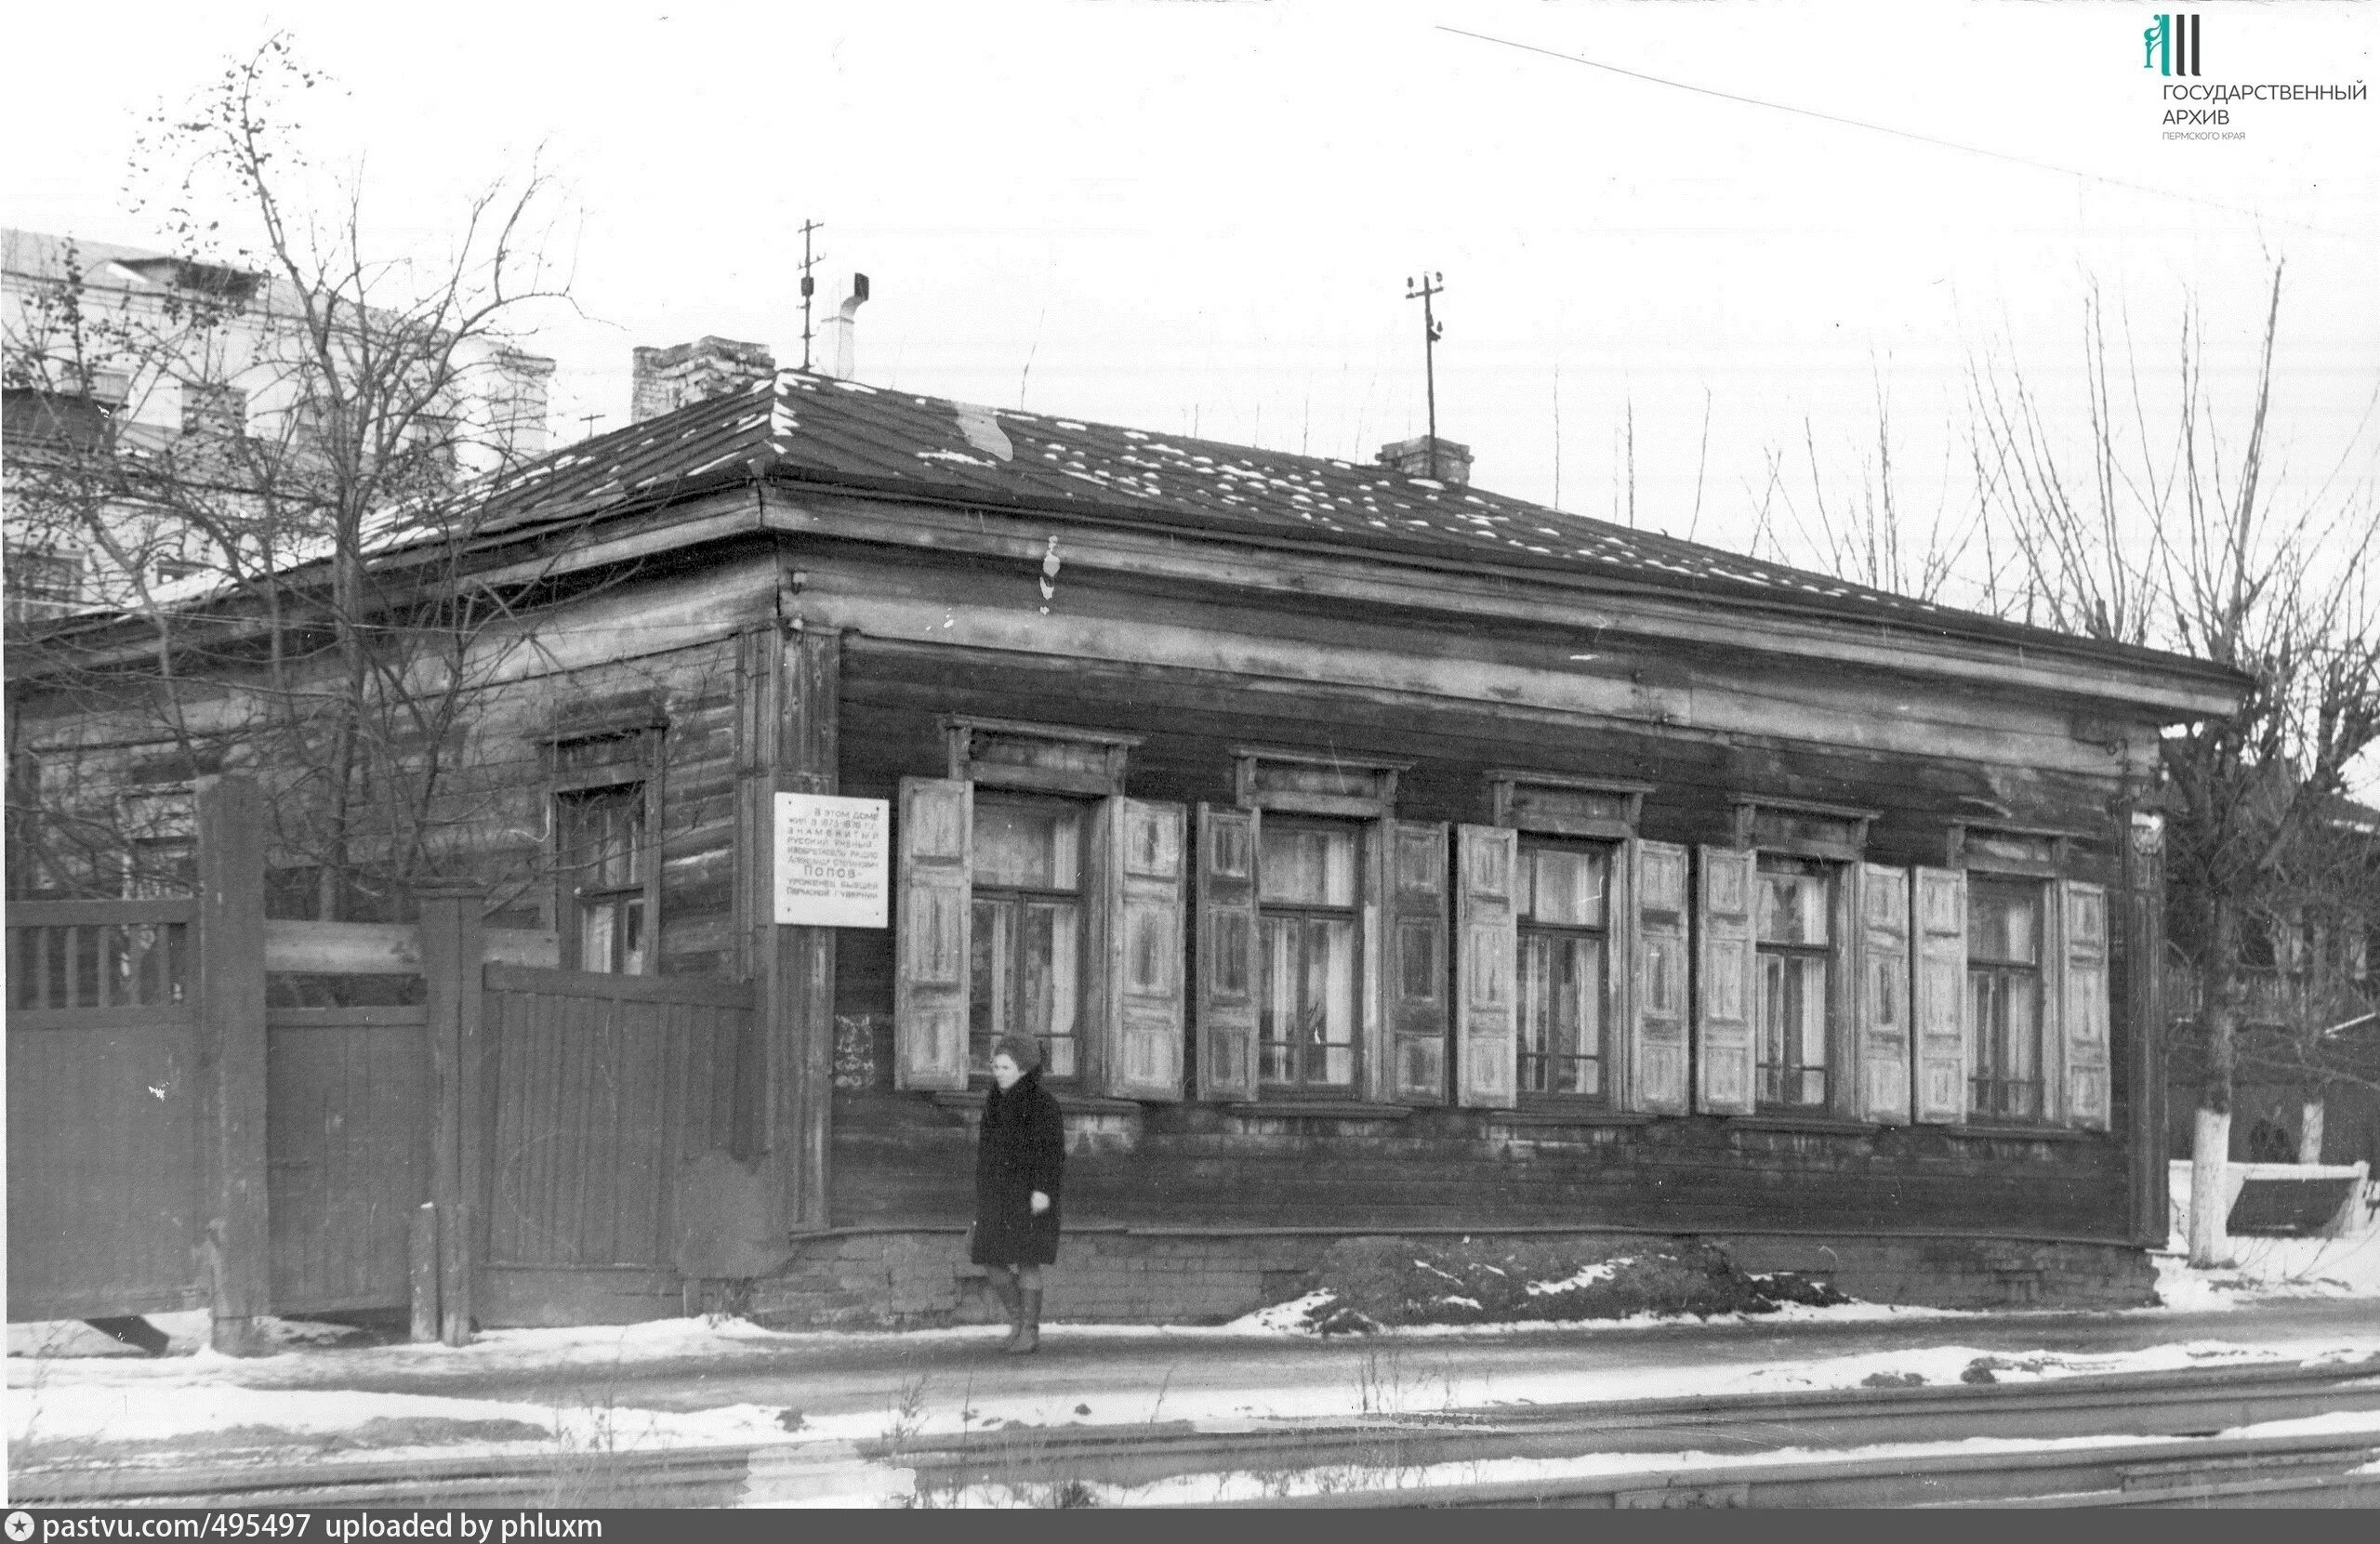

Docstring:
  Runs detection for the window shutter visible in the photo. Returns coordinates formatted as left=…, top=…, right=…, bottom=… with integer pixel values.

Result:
left=1857, top=864, right=1912, bottom=1124
left=1629, top=839, right=1690, bottom=1114
left=1098, top=798, right=1187, bottom=1102
left=1453, top=824, right=1518, bottom=1108
left=1195, top=803, right=1260, bottom=1102
left=1911, top=865, right=1968, bottom=1123
left=2059, top=879, right=2111, bottom=1130
left=893, top=776, right=972, bottom=1091
left=1386, top=821, right=1451, bottom=1104
left=1695, top=846, right=1758, bottom=1115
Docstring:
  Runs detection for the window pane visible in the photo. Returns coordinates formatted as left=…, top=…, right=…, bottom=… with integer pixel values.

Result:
left=561, top=785, right=644, bottom=890
left=1968, top=883, right=2041, bottom=964
left=1020, top=900, right=1080, bottom=1045
left=1259, top=823, right=1357, bottom=905
left=581, top=904, right=615, bottom=975
left=973, top=802, right=1081, bottom=891
left=1520, top=931, right=1605, bottom=1096
left=1758, top=953, right=1828, bottom=1105
left=1757, top=872, right=1831, bottom=944
left=1260, top=913, right=1356, bottom=1087
left=620, top=897, right=645, bottom=976
left=1314, top=917, right=1355, bottom=1082
left=1260, top=916, right=1300, bottom=1082
left=1529, top=848, right=1608, bottom=928
left=970, top=898, right=1012, bottom=1069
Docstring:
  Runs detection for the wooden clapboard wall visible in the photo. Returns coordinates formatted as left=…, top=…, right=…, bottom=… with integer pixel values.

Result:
left=825, top=628, right=2146, bottom=1243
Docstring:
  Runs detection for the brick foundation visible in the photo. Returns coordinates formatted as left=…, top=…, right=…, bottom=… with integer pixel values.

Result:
left=735, top=1227, right=2158, bottom=1330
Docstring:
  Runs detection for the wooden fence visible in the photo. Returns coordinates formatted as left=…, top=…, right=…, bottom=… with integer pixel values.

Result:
left=6, top=776, right=758, bottom=1350
left=6, top=898, right=205, bottom=1321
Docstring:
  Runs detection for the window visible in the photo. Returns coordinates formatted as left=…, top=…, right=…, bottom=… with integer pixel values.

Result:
left=968, top=795, right=1085, bottom=1079
left=1256, top=818, right=1363, bottom=1090
left=1967, top=878, right=2044, bottom=1121
left=558, top=783, right=647, bottom=973
left=152, top=558, right=205, bottom=588
left=118, top=786, right=196, bottom=899
left=1515, top=839, right=1611, bottom=1100
left=1755, top=856, right=1836, bottom=1109
left=894, top=720, right=1187, bottom=1101
left=6, top=548, right=83, bottom=623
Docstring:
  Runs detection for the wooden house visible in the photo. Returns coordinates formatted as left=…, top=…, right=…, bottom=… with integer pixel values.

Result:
left=7, top=357, right=2252, bottom=1326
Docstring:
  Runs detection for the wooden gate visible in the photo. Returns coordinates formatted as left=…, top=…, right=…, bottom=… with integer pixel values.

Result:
left=478, top=966, right=751, bottom=1326
left=266, top=1002, right=433, bottom=1314
left=5, top=899, right=206, bottom=1319
left=7, top=775, right=759, bottom=1346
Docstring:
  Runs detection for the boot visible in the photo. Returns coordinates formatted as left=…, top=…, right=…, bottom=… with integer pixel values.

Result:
left=1005, top=1287, right=1042, bottom=1355
left=986, top=1272, right=1024, bottom=1350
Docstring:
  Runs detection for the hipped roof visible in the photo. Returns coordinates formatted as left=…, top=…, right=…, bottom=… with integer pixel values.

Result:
left=467, top=370, right=2241, bottom=691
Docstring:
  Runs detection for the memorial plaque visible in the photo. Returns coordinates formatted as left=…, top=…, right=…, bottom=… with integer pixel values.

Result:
left=774, top=792, right=891, bottom=928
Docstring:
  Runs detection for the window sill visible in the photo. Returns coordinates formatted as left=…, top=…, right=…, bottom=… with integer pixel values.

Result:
left=1492, top=1107, right=1654, bottom=1128
left=1225, top=1101, right=1413, bottom=1121
left=930, top=1089, right=1139, bottom=1116
left=1946, top=1123, right=2104, bottom=1142
left=1728, top=1115, right=1881, bottom=1136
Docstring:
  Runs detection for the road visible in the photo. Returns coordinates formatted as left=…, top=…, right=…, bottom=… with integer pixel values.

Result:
left=140, top=1298, right=2380, bottom=1425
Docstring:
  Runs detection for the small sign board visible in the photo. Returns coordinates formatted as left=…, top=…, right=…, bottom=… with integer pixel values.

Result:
left=774, top=793, right=890, bottom=928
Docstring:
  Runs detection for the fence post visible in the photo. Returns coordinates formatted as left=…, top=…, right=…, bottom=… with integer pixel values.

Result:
left=2124, top=811, right=2170, bottom=1246
left=195, top=776, right=271, bottom=1356
left=419, top=884, right=485, bottom=1346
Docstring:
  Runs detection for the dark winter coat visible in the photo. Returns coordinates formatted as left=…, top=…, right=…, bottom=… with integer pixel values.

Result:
left=971, top=1070, right=1065, bottom=1266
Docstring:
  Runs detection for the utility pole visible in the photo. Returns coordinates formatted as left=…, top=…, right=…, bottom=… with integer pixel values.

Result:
left=798, top=220, right=826, bottom=371
left=1405, top=271, right=1446, bottom=479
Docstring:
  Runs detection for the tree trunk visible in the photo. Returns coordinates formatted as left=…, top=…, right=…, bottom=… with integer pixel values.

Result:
left=2188, top=1105, right=2232, bottom=1266
left=2188, top=913, right=2239, bottom=1268
left=2298, top=1098, right=2326, bottom=1165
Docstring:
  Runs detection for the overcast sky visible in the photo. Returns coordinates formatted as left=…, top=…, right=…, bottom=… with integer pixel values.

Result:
left=7, top=1, right=2375, bottom=619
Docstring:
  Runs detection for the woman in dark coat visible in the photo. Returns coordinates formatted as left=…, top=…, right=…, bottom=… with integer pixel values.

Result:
left=972, top=1033, right=1065, bottom=1354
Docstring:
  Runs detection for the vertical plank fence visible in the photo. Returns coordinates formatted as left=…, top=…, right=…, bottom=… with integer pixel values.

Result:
left=9, top=775, right=759, bottom=1346
left=477, top=965, right=752, bottom=1326
left=6, top=897, right=206, bottom=1322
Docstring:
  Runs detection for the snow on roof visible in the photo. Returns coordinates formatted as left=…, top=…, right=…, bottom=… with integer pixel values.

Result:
left=447, top=371, right=2226, bottom=674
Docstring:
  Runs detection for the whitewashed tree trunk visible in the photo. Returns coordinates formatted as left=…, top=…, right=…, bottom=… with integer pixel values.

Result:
left=2298, top=1100, right=2326, bottom=1165
left=2188, top=1106, right=2232, bottom=1267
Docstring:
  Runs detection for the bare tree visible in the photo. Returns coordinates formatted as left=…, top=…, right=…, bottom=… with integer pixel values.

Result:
left=1962, top=266, right=2379, bottom=1264
left=6, top=34, right=582, bottom=921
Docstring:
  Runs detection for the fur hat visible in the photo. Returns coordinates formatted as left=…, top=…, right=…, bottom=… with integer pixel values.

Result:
left=991, top=1034, right=1044, bottom=1074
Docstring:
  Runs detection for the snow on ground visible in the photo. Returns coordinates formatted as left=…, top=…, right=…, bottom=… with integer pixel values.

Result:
left=2149, top=1229, right=2380, bottom=1312
left=9, top=1379, right=793, bottom=1457
left=1219, top=1291, right=1965, bottom=1337
left=13, top=1318, right=2379, bottom=1463
left=759, top=1408, right=2380, bottom=1509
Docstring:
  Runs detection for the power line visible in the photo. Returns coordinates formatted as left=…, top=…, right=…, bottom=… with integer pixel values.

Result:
left=1436, top=24, right=2341, bottom=237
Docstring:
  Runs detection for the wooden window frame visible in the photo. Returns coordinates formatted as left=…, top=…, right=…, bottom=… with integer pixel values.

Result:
left=1253, top=813, right=1368, bottom=1096
left=1752, top=854, right=1843, bottom=1113
left=1485, top=772, right=1654, bottom=1116
left=1514, top=836, right=1617, bottom=1105
left=116, top=785, right=195, bottom=899
left=1722, top=795, right=1876, bottom=1122
left=966, top=789, right=1091, bottom=1084
left=901, top=724, right=1189, bottom=1102
left=544, top=719, right=665, bottom=975
left=1953, top=822, right=2111, bottom=1132
left=1966, top=875, right=2048, bottom=1124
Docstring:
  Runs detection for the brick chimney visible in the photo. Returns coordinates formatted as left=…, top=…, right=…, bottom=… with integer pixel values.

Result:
left=630, top=336, right=775, bottom=423
left=1377, top=435, right=1472, bottom=487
